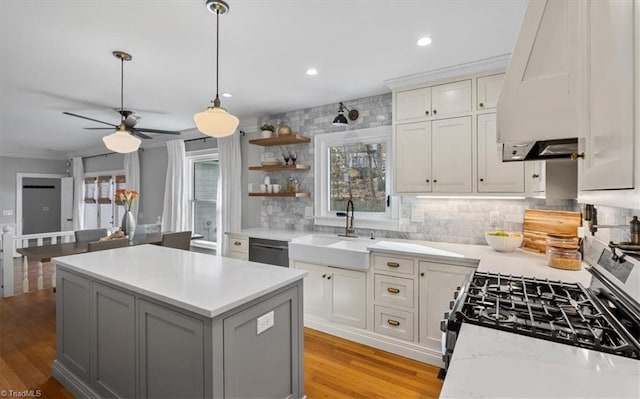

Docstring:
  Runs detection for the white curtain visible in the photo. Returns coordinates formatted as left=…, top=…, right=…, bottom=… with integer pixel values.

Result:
left=71, top=157, right=84, bottom=230
left=161, top=140, right=188, bottom=232
left=124, top=151, right=140, bottom=219
left=217, top=133, right=242, bottom=256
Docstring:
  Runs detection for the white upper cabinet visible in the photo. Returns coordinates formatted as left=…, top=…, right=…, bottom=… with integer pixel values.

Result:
left=476, top=74, right=504, bottom=110
left=395, top=80, right=471, bottom=123
left=430, top=80, right=472, bottom=117
left=477, top=113, right=524, bottom=193
left=497, top=0, right=582, bottom=143
left=395, top=122, right=432, bottom=193
left=431, top=117, right=472, bottom=193
left=578, top=0, right=635, bottom=190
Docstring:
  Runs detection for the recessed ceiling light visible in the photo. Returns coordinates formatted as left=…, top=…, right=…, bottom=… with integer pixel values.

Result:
left=417, top=36, right=433, bottom=47
left=306, top=68, right=318, bottom=76
left=222, top=92, right=232, bottom=98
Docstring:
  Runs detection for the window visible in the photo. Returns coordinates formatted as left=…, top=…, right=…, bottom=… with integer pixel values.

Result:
left=187, top=150, right=219, bottom=247
left=315, top=126, right=398, bottom=230
left=83, top=171, right=126, bottom=230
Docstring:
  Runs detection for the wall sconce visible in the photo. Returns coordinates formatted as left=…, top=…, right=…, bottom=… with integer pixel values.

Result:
left=332, top=102, right=359, bottom=126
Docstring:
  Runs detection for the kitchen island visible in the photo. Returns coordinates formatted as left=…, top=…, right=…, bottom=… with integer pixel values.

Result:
left=52, top=244, right=307, bottom=399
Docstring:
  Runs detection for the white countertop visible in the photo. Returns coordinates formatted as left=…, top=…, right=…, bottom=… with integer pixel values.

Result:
left=226, top=227, right=311, bottom=242
left=53, top=245, right=306, bottom=318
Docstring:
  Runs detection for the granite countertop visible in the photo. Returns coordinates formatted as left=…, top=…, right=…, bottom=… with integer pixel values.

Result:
left=53, top=245, right=306, bottom=318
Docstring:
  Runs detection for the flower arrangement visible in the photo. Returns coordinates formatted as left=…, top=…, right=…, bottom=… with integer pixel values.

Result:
left=115, top=189, right=138, bottom=212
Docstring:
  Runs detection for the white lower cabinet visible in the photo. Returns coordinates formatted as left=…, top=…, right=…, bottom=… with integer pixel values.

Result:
left=224, top=233, right=249, bottom=260
left=374, top=305, right=414, bottom=341
left=294, top=262, right=366, bottom=328
left=418, top=261, right=470, bottom=351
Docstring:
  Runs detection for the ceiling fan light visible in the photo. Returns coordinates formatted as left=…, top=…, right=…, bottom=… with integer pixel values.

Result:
left=102, top=130, right=141, bottom=153
left=194, top=105, right=240, bottom=138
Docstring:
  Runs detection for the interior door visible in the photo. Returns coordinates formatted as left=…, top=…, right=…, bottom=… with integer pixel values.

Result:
left=60, top=177, right=74, bottom=231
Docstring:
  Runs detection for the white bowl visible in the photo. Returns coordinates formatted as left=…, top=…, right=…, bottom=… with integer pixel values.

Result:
left=485, top=232, right=523, bottom=252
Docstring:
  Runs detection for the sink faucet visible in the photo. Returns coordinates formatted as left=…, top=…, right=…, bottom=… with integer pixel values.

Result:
left=339, top=199, right=357, bottom=237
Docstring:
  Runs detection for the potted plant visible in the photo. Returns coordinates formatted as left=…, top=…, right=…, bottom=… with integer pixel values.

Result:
left=260, top=124, right=275, bottom=138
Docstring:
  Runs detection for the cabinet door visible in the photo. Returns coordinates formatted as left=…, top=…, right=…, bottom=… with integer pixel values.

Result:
left=431, top=80, right=472, bottom=117
left=138, top=300, right=205, bottom=399
left=431, top=117, right=472, bottom=193
left=395, top=122, right=432, bottom=193
left=294, top=262, right=326, bottom=317
left=476, top=74, right=504, bottom=110
left=418, top=262, right=471, bottom=351
left=225, top=234, right=248, bottom=258
left=395, top=87, right=431, bottom=122
left=526, top=161, right=546, bottom=195
left=91, top=282, right=136, bottom=398
left=579, top=0, right=634, bottom=190
left=325, top=268, right=366, bottom=328
left=56, top=270, right=91, bottom=384
left=477, top=113, right=524, bottom=193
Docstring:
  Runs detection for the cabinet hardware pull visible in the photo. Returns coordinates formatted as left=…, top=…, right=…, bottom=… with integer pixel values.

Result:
left=570, top=151, right=584, bottom=161
left=425, top=110, right=429, bottom=115
left=432, top=109, right=437, bottom=114
left=479, top=178, right=484, bottom=182
left=386, top=262, right=400, bottom=268
left=433, top=179, right=438, bottom=183
left=420, top=272, right=425, bottom=277
left=532, top=174, right=540, bottom=179
left=479, top=102, right=484, bottom=108
left=387, top=319, right=400, bottom=326
left=327, top=276, right=332, bottom=280
left=234, top=241, right=242, bottom=246
left=426, top=179, right=430, bottom=183
left=322, top=274, right=326, bottom=278
left=387, top=287, right=400, bottom=294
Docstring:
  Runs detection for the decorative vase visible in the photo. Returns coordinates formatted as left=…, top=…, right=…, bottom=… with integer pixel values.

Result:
left=121, top=211, right=136, bottom=241
left=277, top=125, right=292, bottom=136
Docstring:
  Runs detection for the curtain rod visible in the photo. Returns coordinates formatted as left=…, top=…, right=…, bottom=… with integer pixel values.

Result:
left=81, top=148, right=144, bottom=160
left=184, top=131, right=245, bottom=144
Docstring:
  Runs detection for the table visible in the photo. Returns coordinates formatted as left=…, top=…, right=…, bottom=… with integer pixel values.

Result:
left=16, top=233, right=163, bottom=291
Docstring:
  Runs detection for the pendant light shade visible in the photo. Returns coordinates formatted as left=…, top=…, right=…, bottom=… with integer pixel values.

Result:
left=103, top=128, right=141, bottom=153
left=195, top=0, right=238, bottom=138
left=332, top=111, right=349, bottom=126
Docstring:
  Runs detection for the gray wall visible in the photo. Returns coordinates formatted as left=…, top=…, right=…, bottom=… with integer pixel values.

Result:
left=139, top=147, right=167, bottom=224
left=0, top=156, right=68, bottom=226
left=22, top=177, right=61, bottom=234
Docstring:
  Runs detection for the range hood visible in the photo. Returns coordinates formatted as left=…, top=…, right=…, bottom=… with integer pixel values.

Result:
left=496, top=0, right=581, bottom=162
left=502, top=138, right=578, bottom=162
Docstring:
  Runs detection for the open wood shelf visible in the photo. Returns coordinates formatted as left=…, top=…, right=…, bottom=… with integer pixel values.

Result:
left=248, top=192, right=311, bottom=198
left=248, top=164, right=310, bottom=172
left=248, top=134, right=310, bottom=146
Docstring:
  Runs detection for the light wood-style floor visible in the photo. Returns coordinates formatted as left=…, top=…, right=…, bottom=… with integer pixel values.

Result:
left=0, top=290, right=443, bottom=398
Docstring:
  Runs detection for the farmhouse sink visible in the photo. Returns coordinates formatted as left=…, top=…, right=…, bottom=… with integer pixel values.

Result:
left=288, top=234, right=372, bottom=270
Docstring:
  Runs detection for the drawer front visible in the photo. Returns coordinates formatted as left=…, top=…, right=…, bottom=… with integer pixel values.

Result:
left=374, top=274, right=415, bottom=309
left=226, top=236, right=248, bottom=255
left=227, top=251, right=248, bottom=261
left=374, top=305, right=414, bottom=341
left=373, top=255, right=415, bottom=276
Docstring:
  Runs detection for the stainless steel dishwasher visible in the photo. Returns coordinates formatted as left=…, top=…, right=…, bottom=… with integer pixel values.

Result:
left=248, top=237, right=289, bottom=267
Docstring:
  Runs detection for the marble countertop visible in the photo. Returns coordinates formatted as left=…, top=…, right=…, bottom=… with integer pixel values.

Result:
left=225, top=227, right=311, bottom=242
left=53, top=245, right=307, bottom=318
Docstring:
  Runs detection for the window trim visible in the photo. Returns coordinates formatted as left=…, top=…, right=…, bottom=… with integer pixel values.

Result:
left=314, top=126, right=399, bottom=231
left=83, top=169, right=125, bottom=231
left=186, top=149, right=219, bottom=249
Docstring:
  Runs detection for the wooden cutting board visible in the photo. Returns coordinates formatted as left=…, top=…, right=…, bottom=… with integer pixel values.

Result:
left=523, top=209, right=582, bottom=253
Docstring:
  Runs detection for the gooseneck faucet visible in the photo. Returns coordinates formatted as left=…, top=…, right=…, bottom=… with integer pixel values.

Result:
left=339, top=199, right=357, bottom=237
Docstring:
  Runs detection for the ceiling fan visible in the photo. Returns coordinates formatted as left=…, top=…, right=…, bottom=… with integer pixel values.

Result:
left=63, top=51, right=180, bottom=146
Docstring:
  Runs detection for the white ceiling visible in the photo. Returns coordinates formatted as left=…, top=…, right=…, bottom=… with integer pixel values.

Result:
left=0, top=0, right=527, bottom=159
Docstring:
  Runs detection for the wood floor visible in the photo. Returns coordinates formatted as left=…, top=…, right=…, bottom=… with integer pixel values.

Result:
left=0, top=290, right=443, bottom=398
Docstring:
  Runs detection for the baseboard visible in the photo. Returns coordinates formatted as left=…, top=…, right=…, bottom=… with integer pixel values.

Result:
left=304, top=315, right=443, bottom=367
left=52, top=360, right=100, bottom=398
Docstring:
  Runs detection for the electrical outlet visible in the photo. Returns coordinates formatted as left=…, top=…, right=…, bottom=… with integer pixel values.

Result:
left=411, top=209, right=424, bottom=222
left=489, top=211, right=500, bottom=227
left=2, top=210, right=13, bottom=216
left=257, top=311, right=274, bottom=335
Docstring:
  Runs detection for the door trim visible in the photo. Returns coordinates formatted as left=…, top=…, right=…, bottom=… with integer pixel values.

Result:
left=16, top=172, right=66, bottom=236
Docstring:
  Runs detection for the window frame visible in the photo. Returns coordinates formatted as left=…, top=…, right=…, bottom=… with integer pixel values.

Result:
left=186, top=149, right=219, bottom=250
left=314, top=126, right=399, bottom=230
left=82, top=169, right=126, bottom=231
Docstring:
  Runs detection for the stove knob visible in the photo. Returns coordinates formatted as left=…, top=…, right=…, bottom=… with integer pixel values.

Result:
left=453, top=291, right=459, bottom=299
left=449, top=300, right=455, bottom=309
left=444, top=312, right=450, bottom=319
left=440, top=319, right=448, bottom=332
left=456, top=286, right=461, bottom=291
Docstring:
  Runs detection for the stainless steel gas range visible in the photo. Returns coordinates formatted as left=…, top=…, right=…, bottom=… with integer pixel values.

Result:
left=440, top=239, right=640, bottom=375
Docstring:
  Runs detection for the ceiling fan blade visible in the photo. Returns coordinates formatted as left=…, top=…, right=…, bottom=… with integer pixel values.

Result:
left=135, top=127, right=181, bottom=135
left=63, top=112, right=117, bottom=127
left=131, top=130, right=152, bottom=140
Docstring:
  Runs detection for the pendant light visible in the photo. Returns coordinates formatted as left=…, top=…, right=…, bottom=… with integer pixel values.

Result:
left=194, top=0, right=239, bottom=138
left=103, top=51, right=141, bottom=153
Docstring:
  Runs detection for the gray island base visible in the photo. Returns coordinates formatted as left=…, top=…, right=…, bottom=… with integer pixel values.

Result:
left=51, top=245, right=306, bottom=398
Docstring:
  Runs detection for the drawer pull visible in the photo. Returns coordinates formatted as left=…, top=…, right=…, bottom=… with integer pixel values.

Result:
left=387, top=319, right=400, bottom=327
left=387, top=287, right=400, bottom=294
left=386, top=262, right=400, bottom=268
left=234, top=241, right=242, bottom=246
